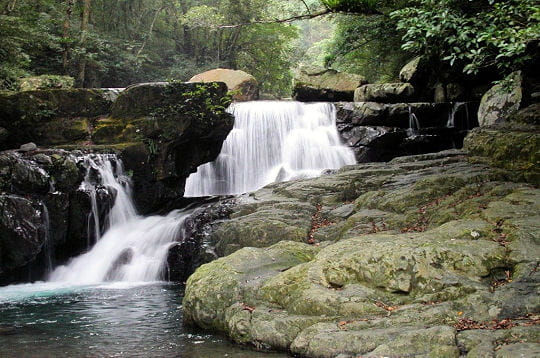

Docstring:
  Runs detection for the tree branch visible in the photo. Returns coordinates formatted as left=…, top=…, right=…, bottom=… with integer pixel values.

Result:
left=218, top=8, right=333, bottom=29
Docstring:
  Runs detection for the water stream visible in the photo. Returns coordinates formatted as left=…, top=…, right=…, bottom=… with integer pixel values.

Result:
left=0, top=101, right=356, bottom=357
left=185, top=101, right=356, bottom=196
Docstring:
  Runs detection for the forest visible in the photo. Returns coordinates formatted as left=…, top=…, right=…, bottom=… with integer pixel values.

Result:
left=1, top=0, right=538, bottom=96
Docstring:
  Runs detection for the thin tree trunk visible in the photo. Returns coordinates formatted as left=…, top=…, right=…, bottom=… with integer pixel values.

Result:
left=135, top=5, right=163, bottom=59
left=77, top=0, right=91, bottom=87
left=62, top=0, right=75, bottom=73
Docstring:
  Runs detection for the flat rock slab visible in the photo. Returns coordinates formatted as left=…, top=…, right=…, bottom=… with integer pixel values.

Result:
left=183, top=149, right=540, bottom=357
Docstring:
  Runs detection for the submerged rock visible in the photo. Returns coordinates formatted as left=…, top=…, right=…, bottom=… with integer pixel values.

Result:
left=293, top=66, right=367, bottom=102
left=183, top=148, right=540, bottom=357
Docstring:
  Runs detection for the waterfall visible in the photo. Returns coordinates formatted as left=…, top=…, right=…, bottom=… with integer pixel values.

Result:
left=446, top=102, right=470, bottom=129
left=185, top=101, right=356, bottom=196
left=49, top=154, right=189, bottom=284
left=407, top=105, right=421, bottom=136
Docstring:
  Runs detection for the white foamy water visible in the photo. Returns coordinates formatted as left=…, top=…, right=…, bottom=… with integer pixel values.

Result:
left=184, top=101, right=356, bottom=196
left=48, top=154, right=189, bottom=285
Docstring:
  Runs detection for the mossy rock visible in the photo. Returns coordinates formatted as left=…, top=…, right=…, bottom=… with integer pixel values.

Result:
left=17, top=75, right=74, bottom=91
left=464, top=126, right=540, bottom=185
left=183, top=150, right=539, bottom=357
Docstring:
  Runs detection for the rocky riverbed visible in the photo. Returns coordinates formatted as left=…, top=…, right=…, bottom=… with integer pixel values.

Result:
left=183, top=148, right=539, bottom=357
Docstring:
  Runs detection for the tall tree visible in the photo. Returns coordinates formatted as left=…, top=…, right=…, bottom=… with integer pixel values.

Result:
left=77, top=0, right=91, bottom=87
left=62, top=0, right=74, bottom=72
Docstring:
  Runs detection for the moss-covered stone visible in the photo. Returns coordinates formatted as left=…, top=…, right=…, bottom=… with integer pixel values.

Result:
left=292, top=66, right=367, bottom=102
left=464, top=126, right=540, bottom=185
left=183, top=150, right=539, bottom=357
left=0, top=88, right=113, bottom=149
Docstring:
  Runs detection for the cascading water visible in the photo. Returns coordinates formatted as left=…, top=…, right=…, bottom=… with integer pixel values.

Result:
left=185, top=101, right=356, bottom=196
left=407, top=105, right=421, bottom=136
left=48, top=154, right=190, bottom=284
left=446, top=102, right=470, bottom=129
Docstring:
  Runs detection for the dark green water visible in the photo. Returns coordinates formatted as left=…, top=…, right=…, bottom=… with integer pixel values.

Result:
left=0, top=282, right=288, bottom=358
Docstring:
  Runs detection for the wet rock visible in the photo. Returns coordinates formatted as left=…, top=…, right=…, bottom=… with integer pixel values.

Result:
left=0, top=195, right=47, bottom=276
left=107, top=82, right=234, bottom=212
left=293, top=66, right=367, bottom=102
left=105, top=248, right=133, bottom=281
left=189, top=68, right=259, bottom=101
left=335, top=102, right=456, bottom=129
left=19, top=142, right=37, bottom=152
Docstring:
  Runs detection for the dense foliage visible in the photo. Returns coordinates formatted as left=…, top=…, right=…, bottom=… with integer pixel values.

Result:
left=0, top=0, right=300, bottom=95
left=0, top=0, right=537, bottom=92
left=392, top=0, right=540, bottom=75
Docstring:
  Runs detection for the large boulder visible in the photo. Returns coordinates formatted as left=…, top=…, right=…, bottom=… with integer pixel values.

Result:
left=189, top=68, right=259, bottom=101
left=101, top=81, right=234, bottom=212
left=399, top=56, right=430, bottom=88
left=477, top=71, right=524, bottom=126
left=355, top=83, right=416, bottom=103
left=464, top=125, right=540, bottom=185
left=293, top=66, right=367, bottom=102
left=183, top=150, right=540, bottom=357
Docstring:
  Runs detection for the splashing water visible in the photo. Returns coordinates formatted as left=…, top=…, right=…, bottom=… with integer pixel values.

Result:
left=185, top=101, right=356, bottom=196
left=48, top=154, right=190, bottom=284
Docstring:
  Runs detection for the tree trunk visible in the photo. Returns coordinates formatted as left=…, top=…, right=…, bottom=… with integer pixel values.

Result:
left=62, top=0, right=75, bottom=73
left=77, top=0, right=92, bottom=87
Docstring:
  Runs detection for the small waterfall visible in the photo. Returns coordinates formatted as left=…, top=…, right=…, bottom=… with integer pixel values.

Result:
left=41, top=203, right=53, bottom=274
left=49, top=154, right=189, bottom=284
left=185, top=101, right=356, bottom=196
left=446, top=102, right=469, bottom=128
left=78, top=155, right=137, bottom=247
left=407, top=105, right=421, bottom=136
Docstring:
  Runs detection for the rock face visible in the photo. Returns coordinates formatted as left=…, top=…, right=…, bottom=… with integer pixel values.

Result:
left=293, top=66, right=367, bottom=102
left=189, top=68, right=259, bottom=101
left=0, top=149, right=101, bottom=284
left=354, top=83, right=416, bottom=103
left=101, top=81, right=234, bottom=212
left=335, top=102, right=478, bottom=162
left=478, top=71, right=524, bottom=126
left=0, top=88, right=114, bottom=149
left=0, top=82, right=234, bottom=213
left=183, top=148, right=540, bottom=358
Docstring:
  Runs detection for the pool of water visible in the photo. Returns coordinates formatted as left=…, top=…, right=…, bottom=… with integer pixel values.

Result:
left=0, top=282, right=289, bottom=358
